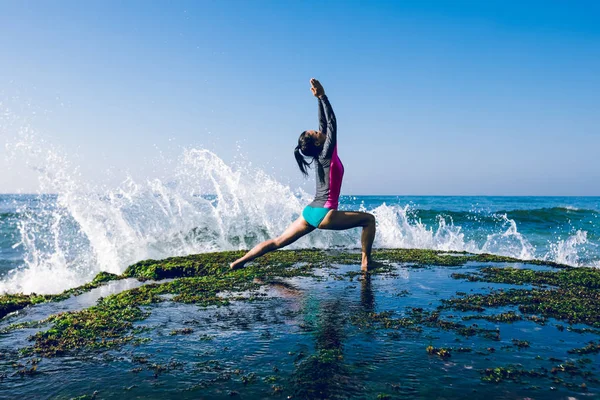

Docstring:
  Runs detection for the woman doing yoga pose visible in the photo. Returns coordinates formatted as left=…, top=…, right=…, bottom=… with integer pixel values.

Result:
left=230, top=78, right=377, bottom=271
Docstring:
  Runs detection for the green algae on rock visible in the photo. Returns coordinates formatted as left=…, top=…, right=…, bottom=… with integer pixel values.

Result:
left=481, top=365, right=544, bottom=383
left=568, top=341, right=600, bottom=355
left=350, top=307, right=500, bottom=341
left=29, top=273, right=262, bottom=356
left=448, top=266, right=600, bottom=327
left=0, top=271, right=121, bottom=320
left=426, top=345, right=451, bottom=359
left=121, top=249, right=564, bottom=281
left=0, top=248, right=566, bottom=322
left=0, top=248, right=599, bottom=398
left=0, top=248, right=593, bottom=366
left=451, top=266, right=600, bottom=289
left=462, top=311, right=523, bottom=323
left=0, top=293, right=54, bottom=321
left=511, top=339, right=530, bottom=349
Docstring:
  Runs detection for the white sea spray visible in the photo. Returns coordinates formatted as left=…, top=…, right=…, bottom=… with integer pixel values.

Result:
left=0, top=127, right=598, bottom=294
left=546, top=230, right=591, bottom=266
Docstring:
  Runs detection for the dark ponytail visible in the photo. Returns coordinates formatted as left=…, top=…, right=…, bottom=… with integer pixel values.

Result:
left=294, top=131, right=326, bottom=183
left=294, top=145, right=311, bottom=177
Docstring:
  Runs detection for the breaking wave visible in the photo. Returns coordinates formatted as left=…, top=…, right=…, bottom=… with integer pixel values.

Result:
left=0, top=128, right=597, bottom=294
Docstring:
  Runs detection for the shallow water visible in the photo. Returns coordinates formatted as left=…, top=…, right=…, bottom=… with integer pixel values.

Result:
left=0, top=262, right=598, bottom=399
left=0, top=278, right=163, bottom=331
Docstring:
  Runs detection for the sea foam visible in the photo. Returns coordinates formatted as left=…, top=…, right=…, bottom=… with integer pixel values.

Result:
left=0, top=128, right=596, bottom=294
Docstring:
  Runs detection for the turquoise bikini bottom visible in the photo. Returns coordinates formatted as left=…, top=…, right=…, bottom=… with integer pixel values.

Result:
left=302, top=206, right=332, bottom=228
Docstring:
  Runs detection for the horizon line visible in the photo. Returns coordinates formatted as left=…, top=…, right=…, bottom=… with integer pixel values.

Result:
left=1, top=193, right=600, bottom=198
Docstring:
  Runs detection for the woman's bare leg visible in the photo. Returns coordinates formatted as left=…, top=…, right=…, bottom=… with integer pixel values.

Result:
left=230, top=217, right=315, bottom=270
left=318, top=210, right=376, bottom=270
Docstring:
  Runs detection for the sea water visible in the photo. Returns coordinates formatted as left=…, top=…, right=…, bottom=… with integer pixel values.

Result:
left=0, top=129, right=599, bottom=294
left=1, top=130, right=600, bottom=399
left=0, top=263, right=598, bottom=399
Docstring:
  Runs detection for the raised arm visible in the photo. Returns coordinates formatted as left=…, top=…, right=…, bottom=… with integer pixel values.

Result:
left=311, top=78, right=337, bottom=158
left=317, top=97, right=327, bottom=134
left=319, top=95, right=337, bottom=158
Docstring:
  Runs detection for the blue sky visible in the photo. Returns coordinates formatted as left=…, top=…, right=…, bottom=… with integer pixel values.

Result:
left=1, top=0, right=599, bottom=195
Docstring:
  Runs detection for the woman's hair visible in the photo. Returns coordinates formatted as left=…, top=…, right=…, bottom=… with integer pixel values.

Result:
left=294, top=131, right=325, bottom=183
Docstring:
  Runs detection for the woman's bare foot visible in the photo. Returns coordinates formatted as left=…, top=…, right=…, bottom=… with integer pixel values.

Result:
left=361, top=259, right=386, bottom=271
left=230, top=260, right=246, bottom=270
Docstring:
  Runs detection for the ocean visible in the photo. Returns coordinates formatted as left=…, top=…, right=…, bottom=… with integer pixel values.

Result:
left=1, top=152, right=599, bottom=295
left=2, top=148, right=600, bottom=398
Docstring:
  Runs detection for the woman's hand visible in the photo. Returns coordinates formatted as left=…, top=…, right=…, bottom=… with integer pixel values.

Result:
left=310, top=78, right=325, bottom=98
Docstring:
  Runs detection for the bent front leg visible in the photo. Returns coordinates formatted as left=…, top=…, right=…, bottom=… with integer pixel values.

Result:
left=318, top=210, right=376, bottom=270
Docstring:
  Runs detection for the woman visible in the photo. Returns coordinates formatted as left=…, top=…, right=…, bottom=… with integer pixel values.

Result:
left=230, top=78, right=377, bottom=271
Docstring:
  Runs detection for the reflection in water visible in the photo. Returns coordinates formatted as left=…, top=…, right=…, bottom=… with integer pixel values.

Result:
left=254, top=277, right=303, bottom=298
left=292, top=300, right=354, bottom=399
left=360, top=273, right=375, bottom=314
left=291, top=275, right=376, bottom=399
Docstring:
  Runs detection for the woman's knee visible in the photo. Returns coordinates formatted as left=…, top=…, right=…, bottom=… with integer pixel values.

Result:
left=363, top=212, right=376, bottom=226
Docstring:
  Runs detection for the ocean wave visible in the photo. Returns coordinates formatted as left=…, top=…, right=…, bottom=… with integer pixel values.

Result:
left=501, top=207, right=599, bottom=221
left=0, top=212, right=18, bottom=220
left=0, top=129, right=598, bottom=294
left=401, top=207, right=599, bottom=225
